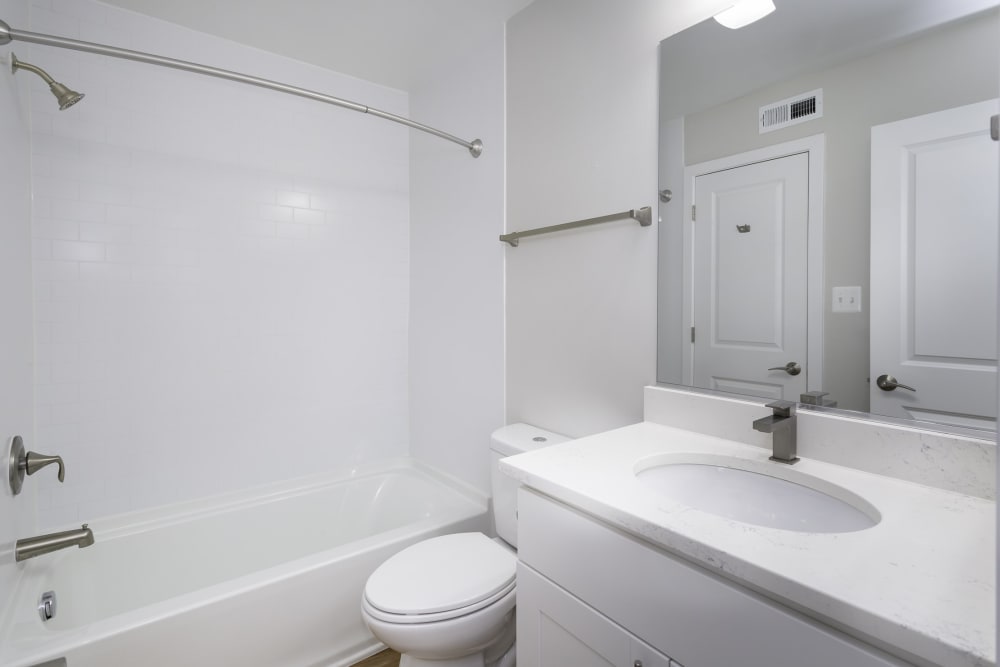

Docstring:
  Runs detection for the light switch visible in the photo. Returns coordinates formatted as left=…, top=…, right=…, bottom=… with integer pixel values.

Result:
left=832, top=286, right=862, bottom=313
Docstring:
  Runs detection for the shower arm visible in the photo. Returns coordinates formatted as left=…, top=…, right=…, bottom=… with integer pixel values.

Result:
left=0, top=19, right=483, bottom=158
left=10, top=55, right=55, bottom=85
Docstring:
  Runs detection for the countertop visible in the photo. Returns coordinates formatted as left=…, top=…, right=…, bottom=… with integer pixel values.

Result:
left=500, top=421, right=996, bottom=667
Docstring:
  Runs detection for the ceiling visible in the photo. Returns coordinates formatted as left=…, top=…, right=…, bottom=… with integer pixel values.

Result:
left=660, top=0, right=1000, bottom=118
left=100, top=0, right=535, bottom=91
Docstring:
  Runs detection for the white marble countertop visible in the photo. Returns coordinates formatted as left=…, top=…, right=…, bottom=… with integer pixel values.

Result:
left=500, top=421, right=996, bottom=667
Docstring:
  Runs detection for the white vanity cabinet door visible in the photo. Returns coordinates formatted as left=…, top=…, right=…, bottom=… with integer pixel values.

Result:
left=517, top=563, right=672, bottom=667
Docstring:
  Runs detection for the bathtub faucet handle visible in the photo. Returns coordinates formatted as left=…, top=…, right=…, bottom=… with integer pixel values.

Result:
left=25, top=451, right=65, bottom=482
left=9, top=436, right=68, bottom=495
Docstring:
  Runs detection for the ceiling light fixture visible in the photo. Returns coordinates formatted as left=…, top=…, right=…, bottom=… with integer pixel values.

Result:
left=714, top=0, right=776, bottom=29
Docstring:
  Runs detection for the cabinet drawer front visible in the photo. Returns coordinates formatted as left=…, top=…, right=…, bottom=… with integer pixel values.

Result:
left=517, top=489, right=913, bottom=667
left=518, top=564, right=631, bottom=667
left=518, top=563, right=672, bottom=667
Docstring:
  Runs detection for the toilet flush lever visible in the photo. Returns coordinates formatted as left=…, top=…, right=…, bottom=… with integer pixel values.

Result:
left=8, top=436, right=65, bottom=496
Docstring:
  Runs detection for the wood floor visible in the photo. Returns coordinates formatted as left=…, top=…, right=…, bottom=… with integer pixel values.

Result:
left=351, top=648, right=401, bottom=667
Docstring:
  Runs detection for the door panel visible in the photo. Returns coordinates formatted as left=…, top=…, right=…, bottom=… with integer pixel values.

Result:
left=870, top=99, right=999, bottom=428
left=518, top=564, right=633, bottom=667
left=691, top=152, right=810, bottom=400
left=539, top=614, right=618, bottom=667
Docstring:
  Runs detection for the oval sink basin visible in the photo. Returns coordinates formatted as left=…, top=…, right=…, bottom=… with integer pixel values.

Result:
left=636, top=458, right=879, bottom=533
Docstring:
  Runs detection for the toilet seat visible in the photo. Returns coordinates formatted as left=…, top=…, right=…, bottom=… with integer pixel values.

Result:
left=363, top=579, right=515, bottom=624
left=363, top=533, right=516, bottom=624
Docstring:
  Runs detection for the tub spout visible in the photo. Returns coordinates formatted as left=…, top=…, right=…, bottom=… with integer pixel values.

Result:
left=15, top=524, right=95, bottom=562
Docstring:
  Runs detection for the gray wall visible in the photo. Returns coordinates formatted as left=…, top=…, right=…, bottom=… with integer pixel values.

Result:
left=683, top=11, right=999, bottom=411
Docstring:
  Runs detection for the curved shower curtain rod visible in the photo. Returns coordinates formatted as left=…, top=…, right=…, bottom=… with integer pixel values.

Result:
left=0, top=19, right=483, bottom=158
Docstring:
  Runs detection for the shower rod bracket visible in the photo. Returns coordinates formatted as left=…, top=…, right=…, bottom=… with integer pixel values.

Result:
left=0, top=19, right=482, bottom=157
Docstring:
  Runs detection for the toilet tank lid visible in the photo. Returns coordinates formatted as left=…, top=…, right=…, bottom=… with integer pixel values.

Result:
left=490, top=423, right=570, bottom=457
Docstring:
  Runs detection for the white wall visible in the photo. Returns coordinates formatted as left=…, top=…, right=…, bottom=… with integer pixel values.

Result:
left=0, top=0, right=35, bottom=618
left=408, top=17, right=507, bottom=493
left=505, top=0, right=730, bottom=437
left=28, top=0, right=412, bottom=528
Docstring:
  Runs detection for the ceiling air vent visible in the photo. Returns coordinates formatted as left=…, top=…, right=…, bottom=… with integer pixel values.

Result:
left=759, top=89, right=823, bottom=134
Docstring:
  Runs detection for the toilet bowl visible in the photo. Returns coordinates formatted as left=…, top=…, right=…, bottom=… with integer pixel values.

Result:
left=360, top=424, right=568, bottom=667
left=362, top=533, right=517, bottom=667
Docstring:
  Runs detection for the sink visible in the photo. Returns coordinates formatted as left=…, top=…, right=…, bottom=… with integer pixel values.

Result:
left=635, top=456, right=879, bottom=533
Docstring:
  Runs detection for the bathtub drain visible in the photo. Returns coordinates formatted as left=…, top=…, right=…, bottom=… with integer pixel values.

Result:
left=38, top=590, right=57, bottom=621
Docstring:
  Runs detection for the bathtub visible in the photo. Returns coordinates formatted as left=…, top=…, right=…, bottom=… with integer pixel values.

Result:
left=0, top=460, right=489, bottom=667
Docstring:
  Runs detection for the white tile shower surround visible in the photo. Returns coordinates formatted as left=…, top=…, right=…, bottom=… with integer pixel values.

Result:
left=26, top=0, right=413, bottom=528
left=0, top=0, right=35, bottom=618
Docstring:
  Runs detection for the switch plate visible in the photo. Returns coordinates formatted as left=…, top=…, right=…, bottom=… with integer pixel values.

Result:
left=832, top=286, right=862, bottom=313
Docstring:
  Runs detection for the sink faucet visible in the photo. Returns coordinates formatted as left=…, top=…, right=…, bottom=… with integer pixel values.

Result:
left=752, top=400, right=799, bottom=464
left=15, top=524, right=95, bottom=562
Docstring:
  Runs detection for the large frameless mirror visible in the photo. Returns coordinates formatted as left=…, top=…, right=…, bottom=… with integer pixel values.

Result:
left=656, top=0, right=1000, bottom=432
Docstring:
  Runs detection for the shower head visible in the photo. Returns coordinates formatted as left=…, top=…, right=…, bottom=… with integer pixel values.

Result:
left=47, top=80, right=84, bottom=110
left=10, top=53, right=84, bottom=110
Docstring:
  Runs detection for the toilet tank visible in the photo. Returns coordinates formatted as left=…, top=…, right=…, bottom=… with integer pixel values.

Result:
left=490, top=423, right=569, bottom=547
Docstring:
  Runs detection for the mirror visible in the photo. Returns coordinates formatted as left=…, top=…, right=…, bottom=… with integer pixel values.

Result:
left=657, top=0, right=1000, bottom=431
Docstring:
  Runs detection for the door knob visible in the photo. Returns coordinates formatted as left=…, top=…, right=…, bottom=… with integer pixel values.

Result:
left=767, top=362, right=802, bottom=376
left=875, top=374, right=916, bottom=392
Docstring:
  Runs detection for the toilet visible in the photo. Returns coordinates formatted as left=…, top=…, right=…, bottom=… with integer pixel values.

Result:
left=361, top=423, right=568, bottom=667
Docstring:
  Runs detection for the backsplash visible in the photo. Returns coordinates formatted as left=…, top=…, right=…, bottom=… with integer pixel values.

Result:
left=645, top=385, right=995, bottom=500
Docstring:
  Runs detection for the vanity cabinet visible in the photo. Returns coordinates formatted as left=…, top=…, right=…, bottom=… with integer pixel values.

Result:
left=518, top=564, right=677, bottom=667
left=516, top=488, right=913, bottom=667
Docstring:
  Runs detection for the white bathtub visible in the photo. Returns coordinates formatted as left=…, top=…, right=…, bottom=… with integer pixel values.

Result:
left=0, top=460, right=489, bottom=667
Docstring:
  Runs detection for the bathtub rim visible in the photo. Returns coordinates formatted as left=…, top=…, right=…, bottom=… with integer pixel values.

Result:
left=28, top=456, right=486, bottom=542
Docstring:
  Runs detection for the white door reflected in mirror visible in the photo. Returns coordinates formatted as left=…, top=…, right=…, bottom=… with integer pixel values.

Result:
left=869, top=99, right=999, bottom=430
left=684, top=141, right=822, bottom=402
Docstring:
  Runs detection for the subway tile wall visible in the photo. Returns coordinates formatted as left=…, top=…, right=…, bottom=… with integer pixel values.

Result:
left=1, top=0, right=35, bottom=614
left=28, top=0, right=412, bottom=528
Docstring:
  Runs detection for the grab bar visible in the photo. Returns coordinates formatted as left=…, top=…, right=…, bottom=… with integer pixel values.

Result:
left=500, top=206, right=652, bottom=247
